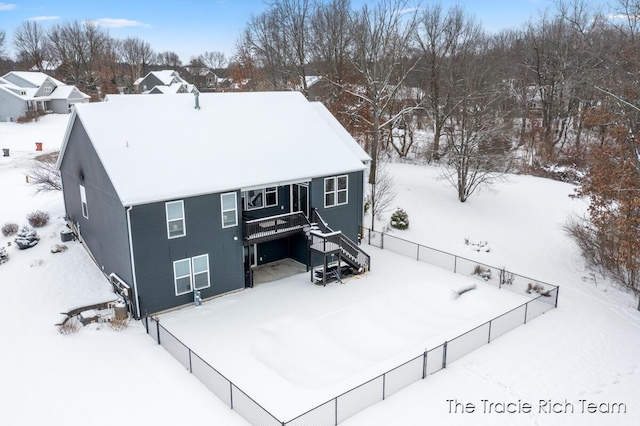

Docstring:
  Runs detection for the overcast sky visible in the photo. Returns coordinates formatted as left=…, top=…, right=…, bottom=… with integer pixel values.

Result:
left=0, top=0, right=614, bottom=64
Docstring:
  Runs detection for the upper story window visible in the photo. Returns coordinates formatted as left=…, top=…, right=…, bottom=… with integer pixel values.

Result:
left=324, top=175, right=348, bottom=208
left=221, top=192, right=238, bottom=228
left=166, top=200, right=185, bottom=238
left=244, top=187, right=277, bottom=210
left=79, top=185, right=88, bottom=219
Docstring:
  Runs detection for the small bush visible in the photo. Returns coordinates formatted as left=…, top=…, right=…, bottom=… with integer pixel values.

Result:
left=57, top=317, right=81, bottom=335
left=109, top=314, right=131, bottom=331
left=27, top=210, right=50, bottom=227
left=0, top=247, right=8, bottom=265
left=14, top=225, right=40, bottom=250
left=390, top=208, right=409, bottom=230
left=473, top=265, right=491, bottom=280
left=2, top=222, right=19, bottom=236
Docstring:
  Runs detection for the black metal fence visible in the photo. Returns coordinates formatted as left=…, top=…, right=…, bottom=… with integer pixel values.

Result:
left=142, top=231, right=559, bottom=426
left=365, top=228, right=559, bottom=305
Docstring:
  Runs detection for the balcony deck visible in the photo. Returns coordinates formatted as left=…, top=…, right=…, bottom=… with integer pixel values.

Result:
left=243, top=211, right=309, bottom=245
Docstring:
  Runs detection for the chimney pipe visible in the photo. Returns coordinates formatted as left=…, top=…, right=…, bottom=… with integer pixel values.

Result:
left=194, top=91, right=200, bottom=110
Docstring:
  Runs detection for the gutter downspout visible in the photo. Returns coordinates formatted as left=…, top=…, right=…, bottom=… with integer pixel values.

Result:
left=126, top=206, right=142, bottom=319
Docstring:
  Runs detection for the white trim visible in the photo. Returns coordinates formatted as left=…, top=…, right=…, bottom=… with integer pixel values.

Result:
left=240, top=177, right=311, bottom=192
left=337, top=174, right=348, bottom=206
left=324, top=175, right=348, bottom=208
left=165, top=200, right=186, bottom=239
left=221, top=192, right=238, bottom=228
left=173, top=258, right=192, bottom=296
left=79, top=184, right=88, bottom=219
left=173, top=254, right=211, bottom=295
left=192, top=254, right=211, bottom=290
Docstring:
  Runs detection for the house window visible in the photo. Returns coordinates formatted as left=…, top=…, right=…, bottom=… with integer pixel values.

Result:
left=245, top=189, right=264, bottom=210
left=221, top=192, right=238, bottom=228
left=324, top=175, right=348, bottom=207
left=166, top=200, right=185, bottom=238
left=173, top=254, right=210, bottom=296
left=265, top=187, right=278, bottom=207
left=245, top=187, right=277, bottom=210
left=79, top=185, right=88, bottom=219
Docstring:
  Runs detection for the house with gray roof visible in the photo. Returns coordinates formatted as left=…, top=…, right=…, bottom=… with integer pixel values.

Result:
left=0, top=71, right=90, bottom=122
left=56, top=92, right=371, bottom=318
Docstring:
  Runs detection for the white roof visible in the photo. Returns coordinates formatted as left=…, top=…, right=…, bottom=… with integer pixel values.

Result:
left=3, top=71, right=64, bottom=87
left=309, top=102, right=370, bottom=163
left=50, top=85, right=90, bottom=100
left=60, top=92, right=368, bottom=206
left=150, top=70, right=184, bottom=85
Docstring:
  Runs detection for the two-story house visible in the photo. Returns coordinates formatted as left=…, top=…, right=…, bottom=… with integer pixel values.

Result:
left=56, top=92, right=371, bottom=318
left=0, top=71, right=90, bottom=122
left=133, top=70, right=197, bottom=94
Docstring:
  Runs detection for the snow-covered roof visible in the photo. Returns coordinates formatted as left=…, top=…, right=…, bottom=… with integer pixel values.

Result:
left=309, top=102, right=370, bottom=163
left=3, top=71, right=64, bottom=87
left=59, top=92, right=368, bottom=206
left=49, top=85, right=90, bottom=100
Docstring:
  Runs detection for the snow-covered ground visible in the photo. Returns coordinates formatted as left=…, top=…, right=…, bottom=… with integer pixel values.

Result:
left=1, top=116, right=639, bottom=426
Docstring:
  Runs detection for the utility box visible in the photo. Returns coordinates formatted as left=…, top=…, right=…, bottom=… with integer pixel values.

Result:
left=60, top=229, right=74, bottom=242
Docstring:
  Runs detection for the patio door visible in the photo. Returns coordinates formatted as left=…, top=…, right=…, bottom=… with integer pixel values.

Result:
left=292, top=183, right=309, bottom=217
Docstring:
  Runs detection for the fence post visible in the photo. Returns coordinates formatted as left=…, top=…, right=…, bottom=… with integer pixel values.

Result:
left=422, top=349, right=428, bottom=379
left=335, top=397, right=338, bottom=426
left=416, top=244, right=420, bottom=261
left=555, top=287, right=559, bottom=308
left=230, top=382, right=234, bottom=409
left=382, top=373, right=386, bottom=400
left=454, top=256, right=457, bottom=274
left=524, top=302, right=529, bottom=324
left=442, top=341, right=448, bottom=369
left=189, top=349, right=192, bottom=373
left=156, top=319, right=161, bottom=345
left=381, top=232, right=384, bottom=250
left=488, top=320, right=492, bottom=344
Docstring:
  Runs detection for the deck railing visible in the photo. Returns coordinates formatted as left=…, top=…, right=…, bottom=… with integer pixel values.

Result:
left=243, top=211, right=309, bottom=243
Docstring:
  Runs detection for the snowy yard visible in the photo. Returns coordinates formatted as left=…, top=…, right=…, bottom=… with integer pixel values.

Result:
left=158, top=245, right=532, bottom=421
left=1, top=116, right=639, bottom=426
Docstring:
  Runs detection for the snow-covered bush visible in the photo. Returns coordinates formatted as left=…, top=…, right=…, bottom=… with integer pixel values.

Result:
left=465, top=238, right=490, bottom=252
left=14, top=225, right=40, bottom=250
left=0, top=247, right=8, bottom=265
left=26, top=210, right=50, bottom=228
left=473, top=265, right=491, bottom=280
left=2, top=222, right=18, bottom=236
left=390, top=208, right=409, bottom=230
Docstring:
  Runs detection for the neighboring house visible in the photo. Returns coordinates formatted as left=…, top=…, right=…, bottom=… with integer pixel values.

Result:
left=184, top=67, right=218, bottom=90
left=0, top=71, right=90, bottom=122
left=134, top=70, right=197, bottom=94
left=56, top=92, right=371, bottom=318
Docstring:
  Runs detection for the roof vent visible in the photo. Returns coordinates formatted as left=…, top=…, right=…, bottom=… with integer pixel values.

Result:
left=194, top=91, right=200, bottom=110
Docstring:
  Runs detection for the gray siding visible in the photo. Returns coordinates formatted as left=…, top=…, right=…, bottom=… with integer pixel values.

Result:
left=130, top=192, right=244, bottom=315
left=0, top=89, right=25, bottom=121
left=58, top=117, right=134, bottom=301
left=311, top=170, right=364, bottom=242
left=139, top=74, right=164, bottom=92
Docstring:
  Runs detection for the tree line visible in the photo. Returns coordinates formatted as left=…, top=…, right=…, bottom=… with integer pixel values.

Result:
left=0, top=20, right=229, bottom=96
left=1, top=0, right=640, bottom=305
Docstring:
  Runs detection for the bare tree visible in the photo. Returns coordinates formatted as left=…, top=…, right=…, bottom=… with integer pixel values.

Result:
left=28, top=153, right=62, bottom=193
left=156, top=50, right=182, bottom=68
left=13, top=21, right=52, bottom=71
left=0, top=29, right=6, bottom=58
left=119, top=36, right=154, bottom=85
left=414, top=4, right=483, bottom=161
left=48, top=20, right=110, bottom=93
left=199, top=50, right=227, bottom=69
left=367, top=156, right=396, bottom=227
left=348, top=0, right=419, bottom=229
left=439, top=33, right=513, bottom=202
